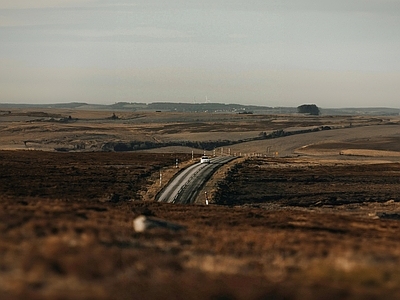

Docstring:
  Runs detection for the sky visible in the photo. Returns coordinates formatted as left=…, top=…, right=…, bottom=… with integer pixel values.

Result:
left=1, top=0, right=400, bottom=108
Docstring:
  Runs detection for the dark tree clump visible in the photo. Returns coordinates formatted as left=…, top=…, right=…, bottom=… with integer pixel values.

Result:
left=297, top=104, right=320, bottom=115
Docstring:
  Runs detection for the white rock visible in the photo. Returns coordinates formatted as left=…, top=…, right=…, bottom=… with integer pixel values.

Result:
left=133, top=215, right=186, bottom=232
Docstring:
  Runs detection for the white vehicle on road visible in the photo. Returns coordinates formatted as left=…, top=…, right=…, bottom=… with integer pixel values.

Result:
left=200, top=156, right=211, bottom=164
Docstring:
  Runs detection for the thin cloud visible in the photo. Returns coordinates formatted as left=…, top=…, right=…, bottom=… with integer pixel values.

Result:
left=0, top=0, right=97, bottom=9
left=98, top=0, right=400, bottom=14
left=2, top=1, right=399, bottom=13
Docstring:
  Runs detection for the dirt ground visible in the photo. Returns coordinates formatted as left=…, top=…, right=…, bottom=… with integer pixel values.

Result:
left=2, top=110, right=400, bottom=299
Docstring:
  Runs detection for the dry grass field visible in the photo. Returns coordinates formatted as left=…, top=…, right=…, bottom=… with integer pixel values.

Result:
left=2, top=108, right=400, bottom=299
left=1, top=108, right=394, bottom=153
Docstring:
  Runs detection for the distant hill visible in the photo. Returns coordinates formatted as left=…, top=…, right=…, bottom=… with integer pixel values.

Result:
left=321, top=107, right=400, bottom=116
left=0, top=102, right=88, bottom=109
left=0, top=102, right=399, bottom=116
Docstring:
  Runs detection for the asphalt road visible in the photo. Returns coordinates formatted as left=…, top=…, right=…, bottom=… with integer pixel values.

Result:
left=156, top=156, right=236, bottom=204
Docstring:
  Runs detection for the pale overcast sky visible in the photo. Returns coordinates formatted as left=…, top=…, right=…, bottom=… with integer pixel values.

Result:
left=1, top=0, right=400, bottom=108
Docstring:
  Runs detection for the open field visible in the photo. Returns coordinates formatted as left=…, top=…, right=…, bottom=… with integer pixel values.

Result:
left=1, top=108, right=396, bottom=153
left=2, top=108, right=400, bottom=299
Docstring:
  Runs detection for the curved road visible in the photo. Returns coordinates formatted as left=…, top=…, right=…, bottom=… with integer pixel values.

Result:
left=156, top=156, right=236, bottom=204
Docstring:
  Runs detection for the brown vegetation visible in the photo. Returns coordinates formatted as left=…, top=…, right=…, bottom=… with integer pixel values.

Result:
left=214, top=158, right=400, bottom=206
left=2, top=110, right=400, bottom=299
left=0, top=151, right=191, bottom=201
left=2, top=150, right=400, bottom=299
